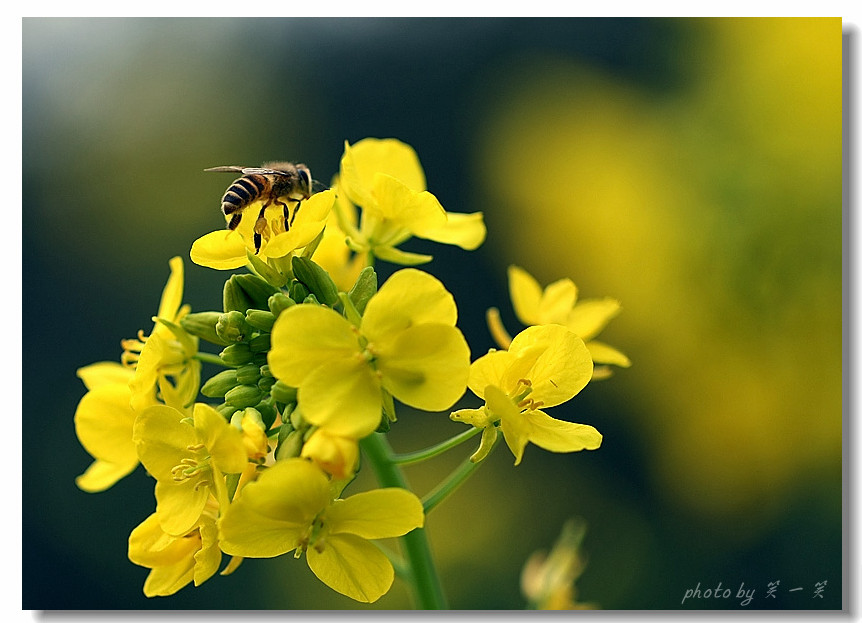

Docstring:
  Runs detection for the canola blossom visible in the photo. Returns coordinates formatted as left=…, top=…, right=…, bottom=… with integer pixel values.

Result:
left=71, top=137, right=626, bottom=607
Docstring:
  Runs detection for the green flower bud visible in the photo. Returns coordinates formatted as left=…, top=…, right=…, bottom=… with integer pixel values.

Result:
left=289, top=280, right=310, bottom=303
left=234, top=273, right=282, bottom=310
left=259, top=364, right=273, bottom=378
left=180, top=311, right=232, bottom=346
left=235, top=363, right=261, bottom=385
left=255, top=401, right=277, bottom=429
left=248, top=333, right=271, bottom=354
left=245, top=309, right=276, bottom=332
left=270, top=380, right=297, bottom=405
left=268, top=292, right=295, bottom=316
left=220, top=343, right=253, bottom=366
left=348, top=265, right=378, bottom=316
left=216, top=310, right=251, bottom=343
left=215, top=402, right=239, bottom=419
left=276, top=428, right=304, bottom=461
left=257, top=375, right=275, bottom=393
left=303, top=293, right=320, bottom=306
left=223, top=275, right=254, bottom=314
left=201, top=369, right=239, bottom=398
left=291, top=256, right=339, bottom=307
left=289, top=406, right=306, bottom=430
left=225, top=384, right=264, bottom=409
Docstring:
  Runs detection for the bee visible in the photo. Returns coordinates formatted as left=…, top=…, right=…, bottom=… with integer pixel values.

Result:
left=205, top=161, right=313, bottom=253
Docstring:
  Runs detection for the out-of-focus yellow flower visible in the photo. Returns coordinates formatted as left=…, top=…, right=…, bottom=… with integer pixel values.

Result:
left=122, top=256, right=200, bottom=412
left=336, top=138, right=485, bottom=264
left=74, top=362, right=142, bottom=492
left=128, top=505, right=221, bottom=597
left=190, top=190, right=336, bottom=270
left=218, top=458, right=424, bottom=603
left=301, top=427, right=360, bottom=480
left=268, top=268, right=471, bottom=439
left=133, top=403, right=247, bottom=535
left=521, top=518, right=597, bottom=610
left=498, top=265, right=630, bottom=379
left=451, top=324, right=601, bottom=465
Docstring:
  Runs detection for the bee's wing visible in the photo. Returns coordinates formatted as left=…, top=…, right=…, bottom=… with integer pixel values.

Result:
left=204, top=166, right=248, bottom=173
left=239, top=167, right=290, bottom=176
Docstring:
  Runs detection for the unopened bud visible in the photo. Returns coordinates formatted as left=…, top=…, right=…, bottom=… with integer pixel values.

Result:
left=220, top=343, right=253, bottom=366
left=348, top=266, right=378, bottom=316
left=276, top=429, right=304, bottom=460
left=255, top=401, right=277, bottom=429
left=234, top=273, right=281, bottom=310
left=216, top=310, right=251, bottom=343
left=201, top=369, right=239, bottom=398
left=180, top=311, right=231, bottom=346
left=249, top=333, right=271, bottom=353
left=235, top=363, right=261, bottom=385
left=223, top=275, right=254, bottom=314
left=270, top=380, right=297, bottom=405
left=224, top=384, right=264, bottom=409
left=257, top=375, right=275, bottom=393
left=268, top=292, right=295, bottom=317
left=292, top=256, right=339, bottom=306
left=288, top=281, right=310, bottom=303
left=245, top=309, right=276, bottom=332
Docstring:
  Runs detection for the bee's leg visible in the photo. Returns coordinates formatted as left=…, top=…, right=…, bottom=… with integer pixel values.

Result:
left=227, top=213, right=242, bottom=230
left=289, top=199, right=302, bottom=227
left=253, top=204, right=269, bottom=254
left=273, top=199, right=290, bottom=232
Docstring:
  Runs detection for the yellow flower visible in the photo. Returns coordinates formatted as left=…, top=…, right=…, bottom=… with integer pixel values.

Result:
left=501, top=265, right=631, bottom=378
left=520, top=518, right=597, bottom=610
left=336, top=138, right=486, bottom=264
left=218, top=457, right=424, bottom=603
left=301, top=428, right=360, bottom=480
left=451, top=324, right=602, bottom=465
left=128, top=506, right=221, bottom=597
left=74, top=362, right=144, bottom=492
left=133, top=403, right=248, bottom=535
left=190, top=190, right=336, bottom=271
left=268, top=268, right=471, bottom=438
left=122, top=256, right=200, bottom=412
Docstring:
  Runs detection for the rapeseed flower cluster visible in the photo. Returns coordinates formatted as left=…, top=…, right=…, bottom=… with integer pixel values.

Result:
left=72, top=138, right=627, bottom=607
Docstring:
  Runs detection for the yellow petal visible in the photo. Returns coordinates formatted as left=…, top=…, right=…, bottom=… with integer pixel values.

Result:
left=269, top=305, right=359, bottom=387
left=76, top=361, right=134, bottom=390
left=155, top=479, right=210, bottom=537
left=219, top=458, right=329, bottom=558
left=450, top=406, right=494, bottom=428
left=133, top=405, right=197, bottom=482
left=376, top=324, right=470, bottom=412
left=157, top=257, right=185, bottom=322
left=538, top=278, right=577, bottom=325
left=362, top=268, right=458, bottom=341
left=371, top=174, right=446, bottom=232
left=190, top=230, right=249, bottom=270
left=75, top=458, right=138, bottom=493
left=326, top=488, right=424, bottom=539
left=485, top=385, right=529, bottom=465
left=128, top=513, right=199, bottom=568
left=340, top=138, right=426, bottom=208
left=306, top=532, right=394, bottom=603
left=193, top=403, right=248, bottom=474
left=298, top=357, right=383, bottom=438
left=467, top=349, right=512, bottom=400
left=194, top=517, right=222, bottom=587
left=566, top=298, right=622, bottom=340
left=370, top=245, right=433, bottom=266
left=301, top=429, right=360, bottom=480
left=506, top=325, right=593, bottom=408
left=586, top=340, right=631, bottom=367
left=75, top=383, right=138, bottom=466
left=517, top=409, right=603, bottom=454
left=418, top=211, right=486, bottom=250
left=142, top=563, right=195, bottom=598
left=263, top=190, right=336, bottom=257
left=508, top=265, right=543, bottom=326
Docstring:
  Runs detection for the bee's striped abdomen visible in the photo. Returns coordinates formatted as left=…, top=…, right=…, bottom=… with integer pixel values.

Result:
left=221, top=175, right=269, bottom=216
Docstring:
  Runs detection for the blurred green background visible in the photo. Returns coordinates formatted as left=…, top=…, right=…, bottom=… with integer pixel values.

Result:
left=22, top=17, right=842, bottom=610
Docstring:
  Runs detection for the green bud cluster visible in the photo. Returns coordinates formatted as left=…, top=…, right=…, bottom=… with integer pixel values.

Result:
left=188, top=260, right=371, bottom=456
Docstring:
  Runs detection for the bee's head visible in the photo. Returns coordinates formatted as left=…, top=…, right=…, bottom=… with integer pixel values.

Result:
left=296, top=164, right=313, bottom=197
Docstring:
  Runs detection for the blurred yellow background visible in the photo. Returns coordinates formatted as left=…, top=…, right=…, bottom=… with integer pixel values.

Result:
left=23, top=17, right=842, bottom=610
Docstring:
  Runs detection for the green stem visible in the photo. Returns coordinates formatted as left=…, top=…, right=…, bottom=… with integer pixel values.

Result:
left=421, top=445, right=494, bottom=515
left=195, top=351, right=226, bottom=366
left=391, top=427, right=481, bottom=466
left=360, top=433, right=448, bottom=610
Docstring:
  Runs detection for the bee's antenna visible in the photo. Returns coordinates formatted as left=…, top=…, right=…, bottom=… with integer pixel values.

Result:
left=312, top=179, right=330, bottom=192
